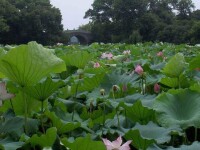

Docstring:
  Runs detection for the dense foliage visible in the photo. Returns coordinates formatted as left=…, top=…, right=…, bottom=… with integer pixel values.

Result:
left=0, top=0, right=68, bottom=45
left=0, top=42, right=200, bottom=149
left=84, top=0, right=200, bottom=44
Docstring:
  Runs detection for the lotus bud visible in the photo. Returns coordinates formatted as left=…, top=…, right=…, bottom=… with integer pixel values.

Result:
left=112, top=85, right=120, bottom=92
left=77, top=69, right=84, bottom=75
left=157, top=51, right=163, bottom=57
left=100, top=89, right=105, bottom=96
left=135, top=65, right=143, bottom=75
left=77, top=69, right=84, bottom=79
left=122, top=84, right=127, bottom=92
left=93, top=62, right=100, bottom=68
left=154, top=83, right=160, bottom=93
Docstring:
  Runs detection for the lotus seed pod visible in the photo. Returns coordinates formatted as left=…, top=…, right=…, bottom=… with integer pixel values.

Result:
left=100, top=89, right=105, bottom=96
left=112, top=85, right=120, bottom=92
left=77, top=69, right=84, bottom=75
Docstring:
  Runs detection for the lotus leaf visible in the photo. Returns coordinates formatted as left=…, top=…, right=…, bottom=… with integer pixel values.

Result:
left=162, top=53, right=186, bottom=78
left=0, top=42, right=66, bottom=86
left=153, top=89, right=200, bottom=129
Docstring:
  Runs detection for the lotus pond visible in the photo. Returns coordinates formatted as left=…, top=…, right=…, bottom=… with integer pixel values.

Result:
left=0, top=42, right=200, bottom=150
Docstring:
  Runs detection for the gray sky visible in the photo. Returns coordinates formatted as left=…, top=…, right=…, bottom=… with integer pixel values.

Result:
left=50, top=0, right=200, bottom=30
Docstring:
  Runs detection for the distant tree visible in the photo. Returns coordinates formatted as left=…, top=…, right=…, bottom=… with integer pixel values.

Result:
left=0, top=0, right=19, bottom=41
left=191, top=9, right=200, bottom=20
left=190, top=21, right=200, bottom=44
left=85, top=0, right=199, bottom=44
left=176, top=0, right=195, bottom=19
left=0, top=0, right=63, bottom=45
left=78, top=22, right=93, bottom=32
left=85, top=0, right=148, bottom=43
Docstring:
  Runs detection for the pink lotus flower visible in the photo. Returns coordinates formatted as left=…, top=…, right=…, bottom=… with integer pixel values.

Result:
left=154, top=83, right=160, bottom=93
left=101, top=52, right=113, bottom=59
left=123, top=50, right=131, bottom=55
left=122, top=84, right=127, bottom=92
left=135, top=65, right=143, bottom=75
left=0, top=82, right=15, bottom=106
left=102, top=136, right=132, bottom=150
left=157, top=51, right=163, bottom=57
left=93, top=62, right=100, bottom=68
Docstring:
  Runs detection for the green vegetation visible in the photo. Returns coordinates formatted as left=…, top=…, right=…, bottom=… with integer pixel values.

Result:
left=0, top=42, right=199, bottom=149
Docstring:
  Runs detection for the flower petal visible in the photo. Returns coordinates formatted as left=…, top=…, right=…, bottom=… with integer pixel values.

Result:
left=0, top=82, right=15, bottom=101
left=119, top=140, right=132, bottom=150
left=0, top=83, right=7, bottom=95
left=112, top=136, right=123, bottom=148
left=102, top=138, right=115, bottom=150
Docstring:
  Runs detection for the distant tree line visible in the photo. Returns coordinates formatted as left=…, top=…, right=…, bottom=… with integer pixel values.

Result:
left=82, top=0, right=200, bottom=44
left=0, top=0, right=68, bottom=45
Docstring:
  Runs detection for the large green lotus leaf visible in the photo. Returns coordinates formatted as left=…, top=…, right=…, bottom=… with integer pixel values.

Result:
left=56, top=98, right=85, bottom=113
left=80, top=107, right=115, bottom=127
left=27, top=127, right=57, bottom=148
left=0, top=117, right=24, bottom=136
left=153, top=89, right=200, bottom=129
left=121, top=100, right=156, bottom=125
left=100, top=70, right=138, bottom=92
left=0, top=115, right=38, bottom=137
left=58, top=85, right=73, bottom=99
left=190, top=83, right=200, bottom=93
left=61, top=135, right=106, bottom=150
left=125, top=129, right=155, bottom=150
left=0, top=137, right=24, bottom=150
left=60, top=51, right=93, bottom=68
left=167, top=142, right=200, bottom=149
left=45, top=111, right=80, bottom=134
left=189, top=54, right=200, bottom=70
left=74, top=72, right=105, bottom=92
left=133, top=122, right=182, bottom=144
left=99, top=115, right=130, bottom=135
left=162, top=53, right=186, bottom=78
left=23, top=77, right=65, bottom=101
left=0, top=91, right=41, bottom=116
left=114, top=93, right=156, bottom=109
left=0, top=42, right=66, bottom=86
left=160, top=77, right=178, bottom=88
left=160, top=75, right=189, bottom=88
left=150, top=62, right=166, bottom=71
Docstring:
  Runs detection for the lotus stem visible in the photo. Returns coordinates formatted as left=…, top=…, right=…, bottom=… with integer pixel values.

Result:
left=41, top=100, right=45, bottom=133
left=178, top=76, right=181, bottom=89
left=125, top=109, right=128, bottom=127
left=195, top=127, right=198, bottom=141
left=112, top=92, right=115, bottom=99
left=183, top=132, right=188, bottom=144
left=22, top=89, right=28, bottom=134
left=101, top=101, right=106, bottom=135
left=72, top=83, right=79, bottom=121
left=116, top=109, right=120, bottom=128
left=41, top=101, right=44, bottom=113
left=141, top=78, right=145, bottom=95
left=171, top=134, right=174, bottom=146
left=9, top=99, right=14, bottom=111
left=103, top=102, right=106, bottom=127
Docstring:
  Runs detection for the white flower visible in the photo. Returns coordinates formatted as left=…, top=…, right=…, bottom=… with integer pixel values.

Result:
left=102, top=136, right=132, bottom=150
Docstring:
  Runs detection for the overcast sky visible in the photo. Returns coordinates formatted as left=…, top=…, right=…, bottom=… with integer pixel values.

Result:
left=50, top=0, right=200, bottom=30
